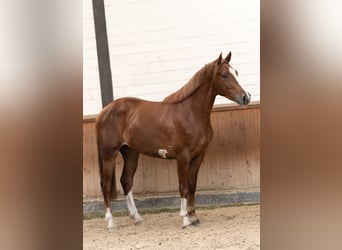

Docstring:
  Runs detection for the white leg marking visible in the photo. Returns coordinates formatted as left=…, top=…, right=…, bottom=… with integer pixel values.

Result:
left=158, top=149, right=168, bottom=158
left=126, top=191, right=136, bottom=216
left=126, top=194, right=134, bottom=216
left=126, top=190, right=143, bottom=224
left=180, top=198, right=191, bottom=228
left=180, top=198, right=188, bottom=217
left=105, top=207, right=114, bottom=228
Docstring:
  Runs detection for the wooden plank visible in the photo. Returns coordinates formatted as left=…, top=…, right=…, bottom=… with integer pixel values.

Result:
left=141, top=155, right=157, bottom=193
left=244, top=108, right=260, bottom=187
left=167, top=159, right=178, bottom=191
left=212, top=101, right=260, bottom=112
left=156, top=158, right=170, bottom=193
left=214, top=110, right=248, bottom=189
left=83, top=123, right=92, bottom=197
left=83, top=123, right=100, bottom=197
left=131, top=156, right=144, bottom=194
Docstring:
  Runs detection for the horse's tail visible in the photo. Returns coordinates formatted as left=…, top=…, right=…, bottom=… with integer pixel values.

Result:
left=96, top=126, right=117, bottom=200
left=96, top=136, right=104, bottom=194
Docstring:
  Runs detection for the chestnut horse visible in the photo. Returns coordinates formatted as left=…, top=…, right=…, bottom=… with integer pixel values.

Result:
left=96, top=52, right=250, bottom=228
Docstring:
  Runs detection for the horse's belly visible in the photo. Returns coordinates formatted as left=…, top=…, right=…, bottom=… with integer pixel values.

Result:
left=123, top=116, right=212, bottom=160
left=127, top=142, right=177, bottom=159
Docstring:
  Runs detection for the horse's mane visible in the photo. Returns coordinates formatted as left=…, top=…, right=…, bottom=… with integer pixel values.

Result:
left=163, top=63, right=214, bottom=104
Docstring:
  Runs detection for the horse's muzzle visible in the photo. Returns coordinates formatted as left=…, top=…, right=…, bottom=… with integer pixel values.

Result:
left=239, top=92, right=251, bottom=105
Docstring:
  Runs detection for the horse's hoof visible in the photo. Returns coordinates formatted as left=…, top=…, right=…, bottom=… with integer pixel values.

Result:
left=182, top=223, right=191, bottom=229
left=134, top=217, right=144, bottom=225
left=106, top=214, right=115, bottom=228
left=191, top=218, right=200, bottom=226
left=134, top=220, right=143, bottom=225
left=133, top=214, right=143, bottom=225
left=182, top=216, right=192, bottom=228
left=107, top=221, right=115, bottom=228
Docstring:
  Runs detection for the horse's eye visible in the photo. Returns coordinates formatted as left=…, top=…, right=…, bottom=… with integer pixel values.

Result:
left=222, top=74, right=227, bottom=79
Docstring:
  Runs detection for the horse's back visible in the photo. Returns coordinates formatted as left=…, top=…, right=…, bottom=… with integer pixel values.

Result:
left=97, top=97, right=146, bottom=125
left=96, top=97, right=168, bottom=137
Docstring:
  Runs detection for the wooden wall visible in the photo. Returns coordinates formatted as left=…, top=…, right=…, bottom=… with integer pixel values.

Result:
left=83, top=104, right=260, bottom=198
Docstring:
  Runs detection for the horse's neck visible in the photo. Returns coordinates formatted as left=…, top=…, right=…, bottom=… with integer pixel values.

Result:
left=184, top=79, right=216, bottom=119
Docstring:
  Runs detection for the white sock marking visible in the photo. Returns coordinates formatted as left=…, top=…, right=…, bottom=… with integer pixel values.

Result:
left=180, top=198, right=192, bottom=228
left=180, top=198, right=188, bottom=217
left=105, top=207, right=114, bottom=228
left=126, top=190, right=137, bottom=215
left=126, top=190, right=143, bottom=223
left=126, top=194, right=134, bottom=216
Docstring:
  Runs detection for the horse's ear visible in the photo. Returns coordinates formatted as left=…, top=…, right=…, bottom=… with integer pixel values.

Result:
left=217, top=53, right=223, bottom=65
left=224, top=52, right=232, bottom=63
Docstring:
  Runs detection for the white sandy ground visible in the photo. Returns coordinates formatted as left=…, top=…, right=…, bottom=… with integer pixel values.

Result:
left=83, top=204, right=260, bottom=250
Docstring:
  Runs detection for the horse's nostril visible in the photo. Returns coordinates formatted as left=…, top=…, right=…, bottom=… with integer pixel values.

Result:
left=243, top=94, right=250, bottom=104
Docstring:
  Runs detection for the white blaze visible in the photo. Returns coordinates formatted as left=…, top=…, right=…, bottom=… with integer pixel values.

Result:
left=229, top=66, right=238, bottom=82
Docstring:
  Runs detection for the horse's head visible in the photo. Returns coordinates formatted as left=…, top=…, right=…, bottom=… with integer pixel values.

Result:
left=211, top=52, right=251, bottom=105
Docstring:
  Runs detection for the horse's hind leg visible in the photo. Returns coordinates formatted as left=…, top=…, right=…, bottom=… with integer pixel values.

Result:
left=101, top=149, right=119, bottom=228
left=120, top=146, right=143, bottom=224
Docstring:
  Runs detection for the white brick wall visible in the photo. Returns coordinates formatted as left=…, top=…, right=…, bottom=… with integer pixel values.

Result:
left=83, top=0, right=260, bottom=115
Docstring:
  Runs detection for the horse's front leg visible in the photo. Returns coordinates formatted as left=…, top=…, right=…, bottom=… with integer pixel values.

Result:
left=187, top=152, right=205, bottom=226
left=176, top=152, right=192, bottom=228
